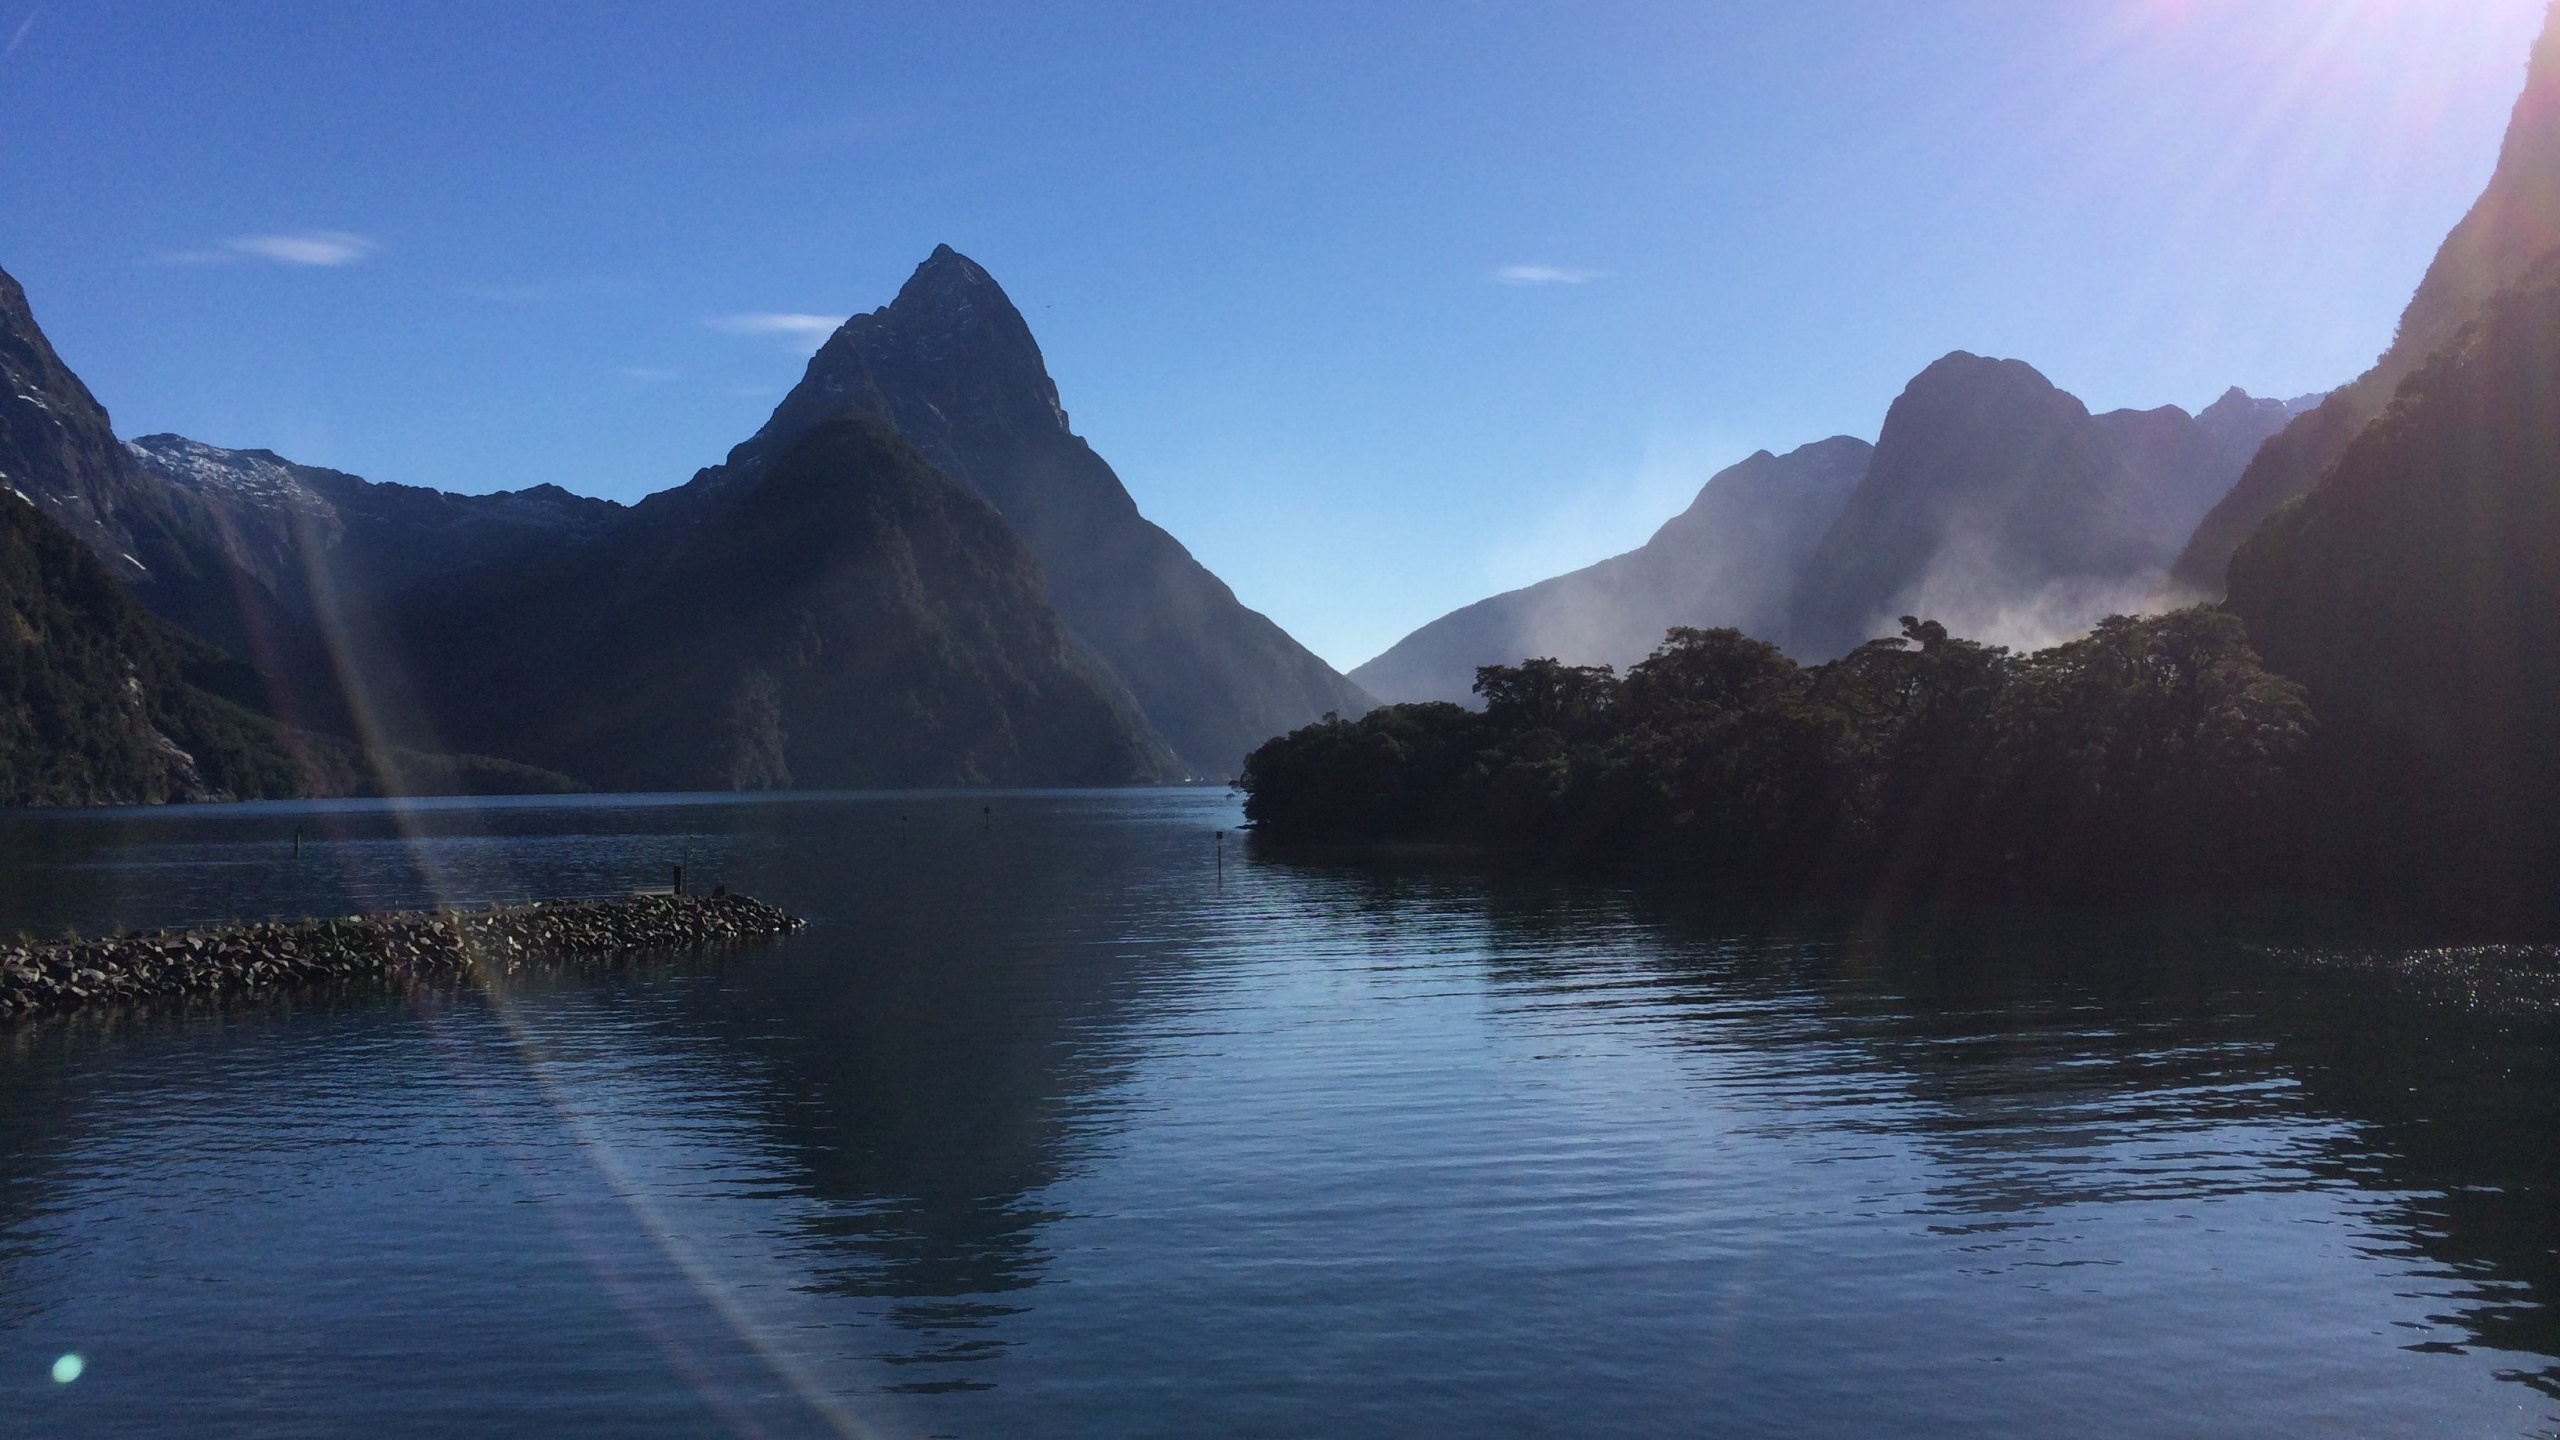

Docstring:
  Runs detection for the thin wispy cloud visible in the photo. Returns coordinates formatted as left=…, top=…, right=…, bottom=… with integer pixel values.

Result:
left=707, top=312, right=845, bottom=340
left=1494, top=264, right=1604, bottom=286
left=231, top=231, right=376, bottom=266
left=617, top=366, right=680, bottom=383
left=3, top=9, right=38, bottom=59
left=158, top=230, right=379, bottom=267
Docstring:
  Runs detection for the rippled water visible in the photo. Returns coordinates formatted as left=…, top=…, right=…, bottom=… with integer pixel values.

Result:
left=0, top=790, right=2555, bottom=1437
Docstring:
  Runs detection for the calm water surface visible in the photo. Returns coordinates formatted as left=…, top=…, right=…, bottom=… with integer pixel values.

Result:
left=0, top=790, right=2555, bottom=1437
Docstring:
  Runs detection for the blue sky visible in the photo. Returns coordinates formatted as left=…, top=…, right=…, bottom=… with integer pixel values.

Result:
left=0, top=0, right=2547, bottom=669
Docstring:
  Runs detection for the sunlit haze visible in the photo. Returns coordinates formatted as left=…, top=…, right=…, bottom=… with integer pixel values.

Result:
left=0, top=0, right=2546, bottom=667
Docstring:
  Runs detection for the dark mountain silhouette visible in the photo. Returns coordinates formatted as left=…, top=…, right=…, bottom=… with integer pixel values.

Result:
left=126, top=434, right=621, bottom=623
left=2174, top=1, right=2560, bottom=593
left=9, top=258, right=1159, bottom=797
left=119, top=434, right=623, bottom=735
left=1784, top=355, right=2291, bottom=660
left=673, top=246, right=1370, bottom=777
left=388, top=418, right=1177, bottom=791
left=1350, top=437, right=1873, bottom=705
left=2226, top=261, right=2560, bottom=892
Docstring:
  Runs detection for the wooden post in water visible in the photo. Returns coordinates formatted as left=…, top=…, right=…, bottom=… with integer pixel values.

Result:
left=672, top=863, right=684, bottom=897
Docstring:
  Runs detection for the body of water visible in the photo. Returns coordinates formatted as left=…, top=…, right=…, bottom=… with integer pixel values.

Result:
left=0, top=790, right=2554, bottom=1437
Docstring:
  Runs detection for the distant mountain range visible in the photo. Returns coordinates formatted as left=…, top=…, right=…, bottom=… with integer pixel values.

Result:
left=118, top=433, right=625, bottom=741
left=11, top=4, right=2560, bottom=807
left=1356, top=358, right=2310, bottom=701
left=1354, top=4, right=2560, bottom=700
left=0, top=248, right=1370, bottom=800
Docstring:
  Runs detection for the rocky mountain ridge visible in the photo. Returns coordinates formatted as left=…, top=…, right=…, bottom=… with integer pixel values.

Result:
left=1, top=249, right=1324, bottom=798
left=674, top=245, right=1373, bottom=776
left=384, top=416, right=1180, bottom=790
left=1786, top=355, right=2300, bottom=661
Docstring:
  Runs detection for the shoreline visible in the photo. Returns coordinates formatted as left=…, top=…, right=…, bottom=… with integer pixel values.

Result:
left=0, top=892, right=806, bottom=1023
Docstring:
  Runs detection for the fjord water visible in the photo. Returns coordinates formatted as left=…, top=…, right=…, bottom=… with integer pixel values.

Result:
left=0, top=793, right=2554, bottom=1438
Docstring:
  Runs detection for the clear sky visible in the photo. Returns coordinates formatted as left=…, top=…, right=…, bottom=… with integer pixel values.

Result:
left=0, top=0, right=2548, bottom=669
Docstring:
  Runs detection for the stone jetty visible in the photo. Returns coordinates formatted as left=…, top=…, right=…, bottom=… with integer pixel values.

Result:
left=0, top=892, right=805, bottom=1023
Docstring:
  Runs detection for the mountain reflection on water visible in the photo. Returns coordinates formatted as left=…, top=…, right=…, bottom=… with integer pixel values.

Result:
left=0, top=790, right=2553, bottom=1438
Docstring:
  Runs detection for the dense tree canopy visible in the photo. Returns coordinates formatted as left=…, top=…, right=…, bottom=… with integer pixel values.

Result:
left=1241, top=609, right=2312, bottom=902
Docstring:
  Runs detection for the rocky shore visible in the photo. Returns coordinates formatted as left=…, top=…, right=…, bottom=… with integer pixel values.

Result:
left=0, top=892, right=806, bottom=1023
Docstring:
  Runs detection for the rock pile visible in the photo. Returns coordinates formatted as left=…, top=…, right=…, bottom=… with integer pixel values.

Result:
left=0, top=892, right=805, bottom=1022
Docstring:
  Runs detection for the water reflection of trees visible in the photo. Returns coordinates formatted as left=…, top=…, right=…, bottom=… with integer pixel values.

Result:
left=1258, top=849, right=2560, bottom=1403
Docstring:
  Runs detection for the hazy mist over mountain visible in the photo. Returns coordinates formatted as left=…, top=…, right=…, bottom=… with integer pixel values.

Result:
left=1785, top=356, right=2304, bottom=661
left=1352, top=438, right=1870, bottom=703
left=1358, top=360, right=2307, bottom=697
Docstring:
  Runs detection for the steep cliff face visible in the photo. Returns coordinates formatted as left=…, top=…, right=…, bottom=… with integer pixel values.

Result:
left=1784, top=355, right=2250, bottom=660
left=2225, top=263, right=2560, bottom=875
left=392, top=418, right=1178, bottom=790
left=675, top=246, right=1370, bottom=776
left=0, top=265, right=271, bottom=663
left=2174, top=1, right=2560, bottom=592
left=1351, top=437, right=1872, bottom=705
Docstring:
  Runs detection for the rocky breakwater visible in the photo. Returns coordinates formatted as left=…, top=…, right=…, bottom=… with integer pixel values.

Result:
left=0, top=892, right=806, bottom=1022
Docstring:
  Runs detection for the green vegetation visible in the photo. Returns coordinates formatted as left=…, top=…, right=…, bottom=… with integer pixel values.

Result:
left=0, top=487, right=306, bottom=805
left=1242, top=609, right=2312, bottom=902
